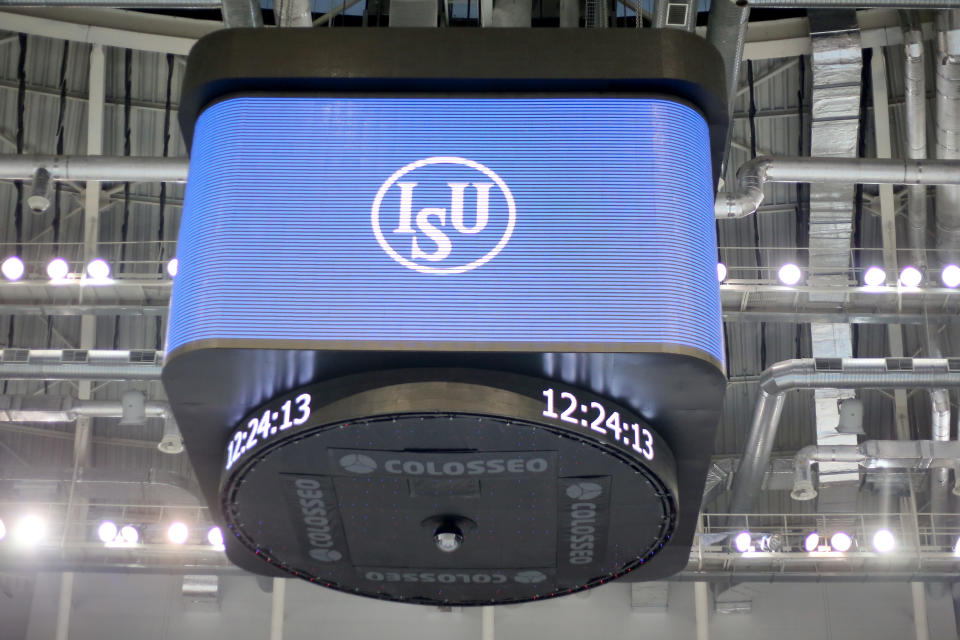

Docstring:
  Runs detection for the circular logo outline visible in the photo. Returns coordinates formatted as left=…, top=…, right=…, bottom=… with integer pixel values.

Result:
left=309, top=548, right=343, bottom=562
left=339, top=453, right=378, bottom=474
left=371, top=156, right=517, bottom=275
left=566, top=482, right=603, bottom=501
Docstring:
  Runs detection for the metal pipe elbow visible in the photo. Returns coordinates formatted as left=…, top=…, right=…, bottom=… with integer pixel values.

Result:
left=791, top=445, right=818, bottom=501
left=715, top=157, right=772, bottom=219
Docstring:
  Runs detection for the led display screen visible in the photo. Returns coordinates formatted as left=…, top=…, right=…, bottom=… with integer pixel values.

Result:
left=169, top=97, right=722, bottom=366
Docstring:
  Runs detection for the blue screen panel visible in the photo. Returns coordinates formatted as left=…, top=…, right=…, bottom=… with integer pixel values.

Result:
left=169, top=97, right=723, bottom=366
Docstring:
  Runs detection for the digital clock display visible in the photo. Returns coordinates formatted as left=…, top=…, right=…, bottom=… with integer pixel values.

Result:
left=541, top=388, right=655, bottom=460
left=217, top=370, right=679, bottom=607
left=225, top=393, right=312, bottom=470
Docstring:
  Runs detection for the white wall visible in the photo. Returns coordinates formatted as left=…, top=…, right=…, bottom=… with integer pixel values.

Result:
left=20, top=573, right=959, bottom=640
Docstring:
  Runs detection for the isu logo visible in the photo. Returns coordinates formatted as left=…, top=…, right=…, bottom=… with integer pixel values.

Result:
left=371, top=157, right=516, bottom=274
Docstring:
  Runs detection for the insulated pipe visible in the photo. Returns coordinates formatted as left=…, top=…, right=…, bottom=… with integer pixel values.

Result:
left=743, top=0, right=960, bottom=6
left=903, top=13, right=929, bottom=272
left=221, top=0, right=263, bottom=27
left=707, top=0, right=750, bottom=176
left=0, top=349, right=163, bottom=381
left=276, top=0, right=312, bottom=25
left=716, top=157, right=960, bottom=218
left=0, top=0, right=218, bottom=4
left=790, top=439, right=960, bottom=500
left=0, top=155, right=188, bottom=183
left=936, top=11, right=960, bottom=264
left=69, top=401, right=169, bottom=419
left=728, top=358, right=960, bottom=514
left=791, top=444, right=867, bottom=500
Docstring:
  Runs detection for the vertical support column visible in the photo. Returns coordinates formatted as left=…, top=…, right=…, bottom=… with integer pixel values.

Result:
left=56, top=45, right=106, bottom=640
left=694, top=582, right=709, bottom=640
left=912, top=582, right=930, bottom=640
left=78, top=41, right=105, bottom=476
left=481, top=605, right=494, bottom=640
left=54, top=572, right=74, bottom=640
left=270, top=578, right=286, bottom=640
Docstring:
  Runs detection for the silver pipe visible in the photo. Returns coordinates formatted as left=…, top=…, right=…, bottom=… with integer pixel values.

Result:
left=744, top=0, right=960, bottom=6
left=728, top=358, right=960, bottom=514
left=0, top=349, right=163, bottom=380
left=276, top=0, right=312, bottom=25
left=936, top=11, right=960, bottom=263
left=931, top=389, right=951, bottom=440
left=0, top=0, right=217, bottom=4
left=0, top=155, right=187, bottom=183
left=221, top=0, right=263, bottom=27
left=717, top=157, right=960, bottom=218
left=707, top=0, right=750, bottom=178
left=71, top=401, right=169, bottom=419
left=791, top=444, right=867, bottom=501
left=791, top=440, right=960, bottom=500
left=904, top=13, right=929, bottom=271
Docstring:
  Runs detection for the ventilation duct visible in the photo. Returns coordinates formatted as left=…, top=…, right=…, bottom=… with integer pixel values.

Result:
left=791, top=439, right=960, bottom=500
left=487, top=0, right=533, bottom=26
left=715, top=157, right=960, bottom=218
left=806, top=12, right=862, bottom=512
left=0, top=395, right=170, bottom=422
left=728, top=357, right=960, bottom=514
left=0, top=349, right=163, bottom=380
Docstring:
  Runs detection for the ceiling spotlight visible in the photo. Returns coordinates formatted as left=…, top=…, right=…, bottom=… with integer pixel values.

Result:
left=97, top=520, right=118, bottom=544
left=166, top=258, right=179, bottom=278
left=0, top=517, right=6, bottom=541
left=119, top=525, right=140, bottom=544
left=872, top=529, right=896, bottom=553
left=734, top=531, right=752, bottom=553
left=86, top=258, right=111, bottom=281
left=47, top=258, right=69, bottom=281
left=863, top=266, right=886, bottom=287
left=803, top=531, right=820, bottom=552
left=717, top=262, right=727, bottom=283
left=942, top=264, right=960, bottom=288
left=899, top=266, right=922, bottom=288
left=778, top=263, right=802, bottom=286
left=830, top=531, right=853, bottom=552
left=167, top=521, right=189, bottom=545
left=1, top=256, right=24, bottom=281
left=14, top=514, right=46, bottom=546
left=207, top=526, right=224, bottom=548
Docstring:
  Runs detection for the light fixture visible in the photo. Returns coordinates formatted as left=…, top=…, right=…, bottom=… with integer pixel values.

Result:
left=734, top=531, right=752, bottom=553
left=119, top=525, right=140, bottom=544
left=167, top=258, right=179, bottom=278
left=778, top=263, right=802, bottom=286
left=46, top=257, right=69, bottom=281
left=167, top=521, right=189, bottom=545
left=1, top=256, right=24, bottom=281
left=717, top=262, right=727, bottom=283
left=863, top=266, right=886, bottom=287
left=942, top=264, right=960, bottom=288
left=207, top=526, right=224, bottom=548
left=899, top=265, right=922, bottom=288
left=0, top=517, right=6, bottom=541
left=97, top=520, right=118, bottom=543
left=14, top=514, right=46, bottom=546
left=953, top=536, right=960, bottom=557
left=803, top=532, right=820, bottom=552
left=872, top=529, right=896, bottom=553
left=830, top=531, right=853, bottom=552
left=86, top=258, right=111, bottom=280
